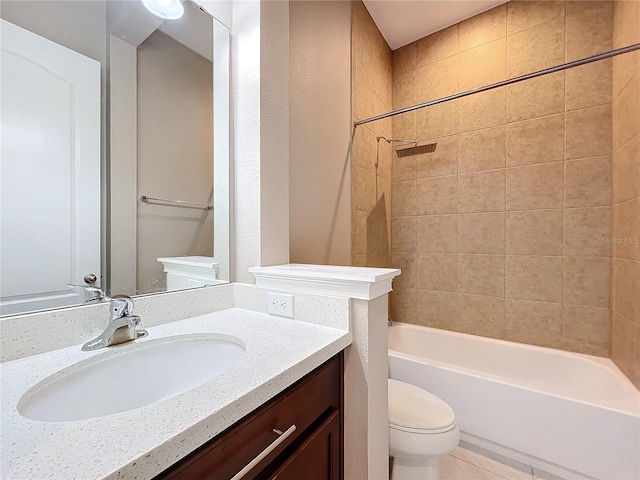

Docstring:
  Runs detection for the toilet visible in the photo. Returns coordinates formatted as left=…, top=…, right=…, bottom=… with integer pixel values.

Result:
left=388, top=379, right=460, bottom=480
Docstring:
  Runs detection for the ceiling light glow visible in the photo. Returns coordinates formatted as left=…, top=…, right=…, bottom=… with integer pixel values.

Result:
left=141, top=0, right=184, bottom=20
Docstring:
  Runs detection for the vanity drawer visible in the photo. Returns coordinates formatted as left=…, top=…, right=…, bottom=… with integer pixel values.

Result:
left=156, top=353, right=343, bottom=480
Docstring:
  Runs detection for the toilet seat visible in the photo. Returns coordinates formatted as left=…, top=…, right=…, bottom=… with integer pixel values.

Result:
left=388, top=379, right=456, bottom=434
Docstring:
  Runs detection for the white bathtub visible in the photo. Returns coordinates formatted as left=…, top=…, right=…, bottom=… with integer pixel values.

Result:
left=388, top=322, right=640, bottom=480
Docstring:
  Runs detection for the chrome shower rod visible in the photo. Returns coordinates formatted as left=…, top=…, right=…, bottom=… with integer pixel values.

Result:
left=139, top=195, right=212, bottom=210
left=354, top=42, right=640, bottom=127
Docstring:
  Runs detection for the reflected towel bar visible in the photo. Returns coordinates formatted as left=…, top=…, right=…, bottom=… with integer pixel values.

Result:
left=139, top=195, right=212, bottom=210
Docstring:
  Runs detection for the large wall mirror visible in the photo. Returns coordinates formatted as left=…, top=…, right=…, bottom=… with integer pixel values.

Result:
left=0, top=0, right=230, bottom=316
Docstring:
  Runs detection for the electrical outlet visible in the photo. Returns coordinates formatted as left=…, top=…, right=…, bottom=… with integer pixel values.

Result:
left=267, top=292, right=294, bottom=318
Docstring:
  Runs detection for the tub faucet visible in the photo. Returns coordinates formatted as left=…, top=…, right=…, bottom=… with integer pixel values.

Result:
left=388, top=318, right=393, bottom=326
left=81, top=292, right=148, bottom=351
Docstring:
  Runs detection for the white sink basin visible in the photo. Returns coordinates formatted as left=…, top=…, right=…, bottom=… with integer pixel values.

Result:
left=18, top=335, right=245, bottom=422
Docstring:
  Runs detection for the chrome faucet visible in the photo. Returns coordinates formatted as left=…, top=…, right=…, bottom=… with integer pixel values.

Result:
left=79, top=291, right=148, bottom=351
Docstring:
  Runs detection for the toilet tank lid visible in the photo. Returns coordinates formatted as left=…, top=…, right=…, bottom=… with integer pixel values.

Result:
left=388, top=379, right=456, bottom=432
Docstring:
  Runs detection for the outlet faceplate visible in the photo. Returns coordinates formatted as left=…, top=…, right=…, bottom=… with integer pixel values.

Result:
left=267, top=292, right=294, bottom=318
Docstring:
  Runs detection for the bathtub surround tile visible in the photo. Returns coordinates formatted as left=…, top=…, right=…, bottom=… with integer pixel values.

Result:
left=563, top=257, right=611, bottom=308
left=392, top=155, right=415, bottom=182
left=417, top=214, right=458, bottom=253
left=353, top=166, right=377, bottom=212
left=505, top=299, right=562, bottom=348
left=417, top=253, right=458, bottom=292
left=506, top=1, right=564, bottom=35
left=458, top=294, right=505, bottom=339
left=417, top=55, right=458, bottom=103
left=393, top=112, right=416, bottom=143
left=506, top=72, right=565, bottom=123
left=506, top=210, right=563, bottom=256
left=565, top=60, right=612, bottom=111
left=563, top=207, right=612, bottom=257
left=507, top=18, right=564, bottom=78
left=391, top=287, right=416, bottom=324
left=391, top=217, right=416, bottom=253
left=565, top=156, right=612, bottom=208
left=391, top=253, right=417, bottom=290
left=506, top=114, right=565, bottom=167
left=565, top=104, right=612, bottom=160
left=458, top=126, right=506, bottom=173
left=612, top=134, right=640, bottom=204
left=458, top=88, right=506, bottom=133
left=458, top=170, right=506, bottom=213
left=417, top=175, right=458, bottom=215
left=611, top=313, right=640, bottom=387
left=417, top=25, right=458, bottom=66
left=565, top=0, right=613, bottom=62
left=352, top=126, right=378, bottom=174
left=458, top=213, right=505, bottom=255
left=391, top=180, right=416, bottom=217
left=458, top=4, right=506, bottom=52
left=506, top=162, right=564, bottom=211
left=416, top=101, right=458, bottom=140
left=612, top=0, right=640, bottom=98
left=562, top=305, right=610, bottom=357
left=613, top=258, right=640, bottom=323
left=458, top=39, right=506, bottom=91
left=505, top=256, right=563, bottom=303
left=612, top=73, right=640, bottom=151
left=457, top=254, right=505, bottom=297
left=613, top=198, right=640, bottom=261
left=417, top=290, right=459, bottom=330
left=415, top=135, right=458, bottom=179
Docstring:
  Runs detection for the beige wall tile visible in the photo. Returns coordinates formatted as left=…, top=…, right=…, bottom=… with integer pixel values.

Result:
left=393, top=112, right=416, bottom=142
left=506, top=72, right=565, bottom=123
left=417, top=25, right=458, bottom=66
left=417, top=55, right=458, bottom=102
left=507, top=1, right=565, bottom=35
left=611, top=312, right=640, bottom=388
left=353, top=254, right=368, bottom=267
left=417, top=290, right=460, bottom=330
left=563, top=256, right=611, bottom=307
left=392, top=155, right=416, bottom=181
left=459, top=39, right=506, bottom=91
left=505, top=299, right=563, bottom=348
left=458, top=126, right=506, bottom=173
left=612, top=73, right=640, bottom=152
left=378, top=175, right=392, bottom=219
left=562, top=304, right=610, bottom=356
left=417, top=175, right=458, bottom=214
left=458, top=212, right=506, bottom=254
left=458, top=294, right=505, bottom=339
left=458, top=169, right=506, bottom=213
left=506, top=114, right=564, bottom=167
left=417, top=253, right=458, bottom=292
left=565, top=156, right=612, bottom=207
left=416, top=135, right=458, bottom=178
left=416, top=101, right=458, bottom=139
left=612, top=0, right=640, bottom=97
left=612, top=134, right=640, bottom=204
left=393, top=42, right=417, bottom=78
left=391, top=287, right=416, bottom=324
left=459, top=4, right=507, bottom=51
left=505, top=255, right=563, bottom=302
left=613, top=258, right=640, bottom=323
left=613, top=198, right=640, bottom=261
left=391, top=180, right=416, bottom=216
left=391, top=252, right=417, bottom=290
left=392, top=217, right=416, bottom=252
left=457, top=254, right=505, bottom=296
left=392, top=64, right=416, bottom=110
left=506, top=210, right=564, bottom=256
left=566, top=0, right=613, bottom=62
left=458, top=88, right=506, bottom=133
left=506, top=162, right=564, bottom=210
left=564, top=207, right=612, bottom=257
left=378, top=135, right=393, bottom=181
left=566, top=104, right=613, bottom=160
left=352, top=126, right=378, bottom=173
left=566, top=60, right=612, bottom=111
left=353, top=165, right=377, bottom=212
left=417, top=214, right=458, bottom=253
left=507, top=17, right=565, bottom=78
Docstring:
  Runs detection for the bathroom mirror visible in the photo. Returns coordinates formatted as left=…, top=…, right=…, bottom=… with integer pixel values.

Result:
left=0, top=0, right=230, bottom=316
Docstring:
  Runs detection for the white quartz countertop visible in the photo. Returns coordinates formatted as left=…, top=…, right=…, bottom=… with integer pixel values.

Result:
left=0, top=308, right=351, bottom=480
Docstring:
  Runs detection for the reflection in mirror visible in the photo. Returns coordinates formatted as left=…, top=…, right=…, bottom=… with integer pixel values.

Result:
left=0, top=0, right=230, bottom=316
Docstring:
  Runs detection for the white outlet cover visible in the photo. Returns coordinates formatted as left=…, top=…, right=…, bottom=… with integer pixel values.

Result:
left=267, top=292, right=294, bottom=318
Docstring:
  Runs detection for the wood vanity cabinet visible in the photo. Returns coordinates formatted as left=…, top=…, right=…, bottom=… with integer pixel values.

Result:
left=155, top=352, right=344, bottom=480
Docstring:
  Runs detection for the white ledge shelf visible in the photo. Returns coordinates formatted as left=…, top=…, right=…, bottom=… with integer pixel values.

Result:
left=249, top=264, right=401, bottom=300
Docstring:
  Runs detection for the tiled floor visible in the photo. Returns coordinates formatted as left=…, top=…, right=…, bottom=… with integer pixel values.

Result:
left=441, top=447, right=535, bottom=480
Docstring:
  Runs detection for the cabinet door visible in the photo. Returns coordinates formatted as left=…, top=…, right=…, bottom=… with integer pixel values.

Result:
left=268, top=410, right=341, bottom=480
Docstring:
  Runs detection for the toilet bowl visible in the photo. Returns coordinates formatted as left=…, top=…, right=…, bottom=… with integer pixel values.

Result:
left=388, top=379, right=459, bottom=480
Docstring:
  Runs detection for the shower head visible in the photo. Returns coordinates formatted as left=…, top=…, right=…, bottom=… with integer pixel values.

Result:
left=395, top=142, right=437, bottom=157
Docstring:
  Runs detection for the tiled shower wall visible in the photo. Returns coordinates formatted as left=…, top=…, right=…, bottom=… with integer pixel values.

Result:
left=611, top=1, right=640, bottom=388
left=351, top=0, right=393, bottom=268
left=388, top=1, right=616, bottom=356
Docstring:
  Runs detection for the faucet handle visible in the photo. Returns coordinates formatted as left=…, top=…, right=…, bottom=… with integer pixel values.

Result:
left=66, top=283, right=108, bottom=304
left=109, top=295, right=134, bottom=319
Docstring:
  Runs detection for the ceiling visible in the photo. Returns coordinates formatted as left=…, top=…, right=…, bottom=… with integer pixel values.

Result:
left=362, top=0, right=509, bottom=50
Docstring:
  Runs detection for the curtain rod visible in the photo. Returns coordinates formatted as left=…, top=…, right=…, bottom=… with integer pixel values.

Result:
left=354, top=42, right=640, bottom=127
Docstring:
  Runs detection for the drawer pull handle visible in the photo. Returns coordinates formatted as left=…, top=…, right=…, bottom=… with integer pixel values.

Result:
left=230, top=424, right=297, bottom=480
